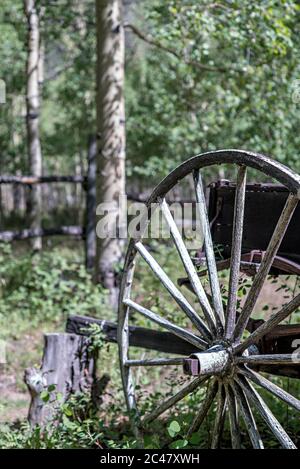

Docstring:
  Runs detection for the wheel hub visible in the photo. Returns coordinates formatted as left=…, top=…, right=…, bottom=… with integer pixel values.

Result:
left=183, top=345, right=232, bottom=376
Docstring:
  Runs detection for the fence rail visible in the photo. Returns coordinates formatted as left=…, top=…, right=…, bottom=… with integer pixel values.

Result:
left=0, top=159, right=195, bottom=270
left=0, top=144, right=97, bottom=269
left=0, top=175, right=86, bottom=184
left=0, top=226, right=84, bottom=242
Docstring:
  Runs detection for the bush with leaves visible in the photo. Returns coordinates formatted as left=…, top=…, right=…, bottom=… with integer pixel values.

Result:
left=0, top=244, right=110, bottom=338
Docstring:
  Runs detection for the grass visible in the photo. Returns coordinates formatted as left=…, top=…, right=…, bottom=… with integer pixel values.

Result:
left=0, top=241, right=299, bottom=448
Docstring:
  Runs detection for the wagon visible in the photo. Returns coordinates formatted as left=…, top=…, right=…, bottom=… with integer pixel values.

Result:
left=118, top=149, right=300, bottom=449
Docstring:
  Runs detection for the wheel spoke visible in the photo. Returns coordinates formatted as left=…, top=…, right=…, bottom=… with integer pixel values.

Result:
left=236, top=376, right=297, bottom=449
left=159, top=197, right=216, bottom=334
left=231, top=380, right=264, bottom=449
left=126, top=358, right=184, bottom=367
left=118, top=293, right=138, bottom=414
left=225, top=166, right=247, bottom=339
left=193, top=170, right=225, bottom=329
left=124, top=298, right=207, bottom=350
left=236, top=354, right=298, bottom=366
left=234, top=194, right=299, bottom=341
left=225, top=383, right=241, bottom=449
left=143, top=376, right=209, bottom=425
left=239, top=367, right=300, bottom=412
left=211, top=383, right=227, bottom=449
left=135, top=241, right=212, bottom=340
left=187, top=379, right=218, bottom=437
left=234, top=292, right=300, bottom=354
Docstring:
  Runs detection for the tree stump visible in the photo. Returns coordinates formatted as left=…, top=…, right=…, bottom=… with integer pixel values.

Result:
left=24, top=333, right=99, bottom=427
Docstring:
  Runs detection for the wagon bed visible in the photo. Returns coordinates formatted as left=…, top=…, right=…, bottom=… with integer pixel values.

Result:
left=208, top=181, right=300, bottom=270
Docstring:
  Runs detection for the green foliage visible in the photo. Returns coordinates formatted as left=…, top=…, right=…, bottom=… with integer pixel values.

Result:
left=126, top=0, right=300, bottom=182
left=1, top=0, right=299, bottom=183
left=0, top=390, right=137, bottom=449
left=0, top=244, right=299, bottom=449
left=83, top=323, right=106, bottom=353
left=0, top=0, right=26, bottom=172
left=167, top=419, right=181, bottom=437
left=0, top=243, right=110, bottom=337
left=1, top=0, right=300, bottom=451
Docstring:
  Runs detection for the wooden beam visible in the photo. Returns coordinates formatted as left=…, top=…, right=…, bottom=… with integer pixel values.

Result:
left=66, top=315, right=300, bottom=379
left=66, top=315, right=196, bottom=355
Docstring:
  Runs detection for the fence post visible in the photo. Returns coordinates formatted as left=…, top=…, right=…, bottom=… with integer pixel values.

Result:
left=85, top=135, right=97, bottom=272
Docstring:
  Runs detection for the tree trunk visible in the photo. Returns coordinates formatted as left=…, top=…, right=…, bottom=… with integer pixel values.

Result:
left=95, top=0, right=126, bottom=310
left=85, top=135, right=97, bottom=272
left=24, top=333, right=103, bottom=428
left=24, top=0, right=43, bottom=251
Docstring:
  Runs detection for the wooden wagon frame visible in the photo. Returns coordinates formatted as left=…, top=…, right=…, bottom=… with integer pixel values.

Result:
left=68, top=149, right=300, bottom=449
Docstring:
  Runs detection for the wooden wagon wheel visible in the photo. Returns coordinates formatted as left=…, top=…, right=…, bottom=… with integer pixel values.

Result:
left=118, top=149, right=300, bottom=449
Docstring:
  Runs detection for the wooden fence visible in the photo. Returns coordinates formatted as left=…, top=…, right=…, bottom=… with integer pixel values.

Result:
left=0, top=142, right=97, bottom=270
left=0, top=146, right=151, bottom=270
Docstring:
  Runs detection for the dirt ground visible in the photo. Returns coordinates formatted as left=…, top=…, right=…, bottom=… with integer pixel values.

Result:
left=0, top=330, right=44, bottom=424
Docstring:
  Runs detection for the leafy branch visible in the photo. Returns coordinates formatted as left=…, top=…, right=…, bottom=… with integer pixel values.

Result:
left=124, top=22, right=229, bottom=73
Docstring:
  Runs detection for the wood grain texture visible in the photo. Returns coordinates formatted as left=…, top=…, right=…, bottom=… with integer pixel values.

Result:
left=194, top=170, right=225, bottom=329
left=239, top=368, right=300, bottom=412
left=225, top=383, right=241, bottom=449
left=66, top=314, right=197, bottom=355
left=236, top=376, right=296, bottom=449
left=231, top=380, right=264, bottom=449
left=143, top=376, right=209, bottom=425
left=24, top=333, right=97, bottom=427
left=187, top=379, right=218, bottom=436
left=135, top=241, right=212, bottom=341
left=235, top=293, right=300, bottom=355
left=234, top=194, right=299, bottom=341
left=124, top=298, right=207, bottom=349
left=160, top=197, right=216, bottom=334
left=225, top=166, right=247, bottom=338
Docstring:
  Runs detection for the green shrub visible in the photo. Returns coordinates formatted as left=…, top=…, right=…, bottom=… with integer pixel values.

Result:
left=0, top=244, right=110, bottom=337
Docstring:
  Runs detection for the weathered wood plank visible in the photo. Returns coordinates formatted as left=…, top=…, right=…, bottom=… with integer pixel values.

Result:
left=236, top=376, right=296, bottom=449
left=187, top=379, right=218, bottom=437
left=66, top=314, right=300, bottom=356
left=159, top=196, right=216, bottom=333
left=193, top=169, right=225, bottom=329
left=231, top=380, right=264, bottom=449
left=234, top=194, right=299, bottom=341
left=235, top=293, right=300, bottom=355
left=135, top=241, right=212, bottom=340
left=66, top=315, right=300, bottom=378
left=225, top=166, right=247, bottom=338
left=208, top=180, right=300, bottom=263
left=124, top=298, right=206, bottom=349
left=239, top=368, right=300, bottom=412
left=236, top=354, right=297, bottom=365
left=66, top=315, right=197, bottom=355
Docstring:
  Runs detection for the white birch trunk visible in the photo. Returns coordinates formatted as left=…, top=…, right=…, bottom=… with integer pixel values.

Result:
left=95, top=0, right=126, bottom=309
left=24, top=0, right=43, bottom=251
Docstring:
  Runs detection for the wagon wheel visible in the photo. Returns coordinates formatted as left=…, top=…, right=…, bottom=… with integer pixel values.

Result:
left=118, top=149, right=300, bottom=449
